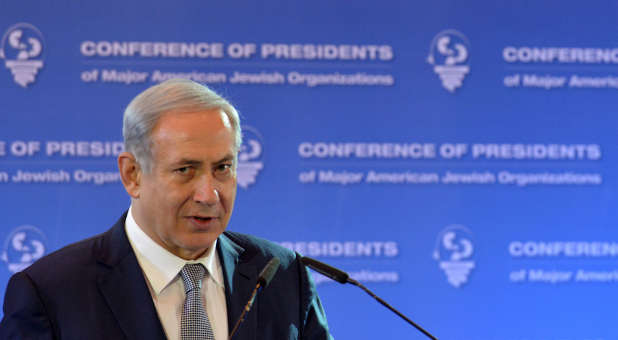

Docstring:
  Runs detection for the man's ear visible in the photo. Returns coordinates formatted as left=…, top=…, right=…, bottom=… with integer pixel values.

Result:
left=118, top=152, right=142, bottom=198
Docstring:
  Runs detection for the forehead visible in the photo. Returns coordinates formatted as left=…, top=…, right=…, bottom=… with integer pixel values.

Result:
left=150, top=109, right=235, bottom=161
left=154, top=109, right=232, bottom=133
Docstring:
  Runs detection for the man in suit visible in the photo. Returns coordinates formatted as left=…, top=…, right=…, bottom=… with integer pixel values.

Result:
left=0, top=79, right=333, bottom=339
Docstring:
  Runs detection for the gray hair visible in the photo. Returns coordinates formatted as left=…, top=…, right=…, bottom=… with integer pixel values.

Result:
left=123, top=79, right=242, bottom=172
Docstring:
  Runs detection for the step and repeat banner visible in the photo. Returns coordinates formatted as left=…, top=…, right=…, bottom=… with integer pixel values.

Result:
left=1, top=2, right=618, bottom=339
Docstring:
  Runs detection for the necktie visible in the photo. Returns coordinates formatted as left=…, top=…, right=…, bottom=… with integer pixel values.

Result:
left=180, top=263, right=215, bottom=340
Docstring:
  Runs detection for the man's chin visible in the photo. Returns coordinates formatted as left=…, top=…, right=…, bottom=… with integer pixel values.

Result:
left=177, top=236, right=219, bottom=259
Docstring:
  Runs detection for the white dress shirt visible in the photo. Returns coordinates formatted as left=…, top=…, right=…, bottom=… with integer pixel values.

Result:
left=125, top=206, right=228, bottom=340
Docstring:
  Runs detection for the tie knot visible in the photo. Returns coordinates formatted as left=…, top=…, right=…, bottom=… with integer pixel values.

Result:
left=180, top=263, right=206, bottom=293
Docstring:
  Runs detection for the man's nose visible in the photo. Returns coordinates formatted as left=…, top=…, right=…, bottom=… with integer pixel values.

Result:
left=193, top=175, right=220, bottom=205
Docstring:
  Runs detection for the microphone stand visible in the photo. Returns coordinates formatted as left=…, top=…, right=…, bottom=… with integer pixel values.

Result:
left=228, top=257, right=280, bottom=340
left=228, top=281, right=262, bottom=340
left=346, top=277, right=437, bottom=340
left=301, top=256, right=438, bottom=340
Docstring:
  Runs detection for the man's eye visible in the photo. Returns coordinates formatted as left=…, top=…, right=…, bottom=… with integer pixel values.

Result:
left=216, top=163, right=232, bottom=173
left=175, top=166, right=191, bottom=174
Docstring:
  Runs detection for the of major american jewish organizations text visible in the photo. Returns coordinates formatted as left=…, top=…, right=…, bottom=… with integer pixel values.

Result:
left=81, top=68, right=395, bottom=88
left=299, top=170, right=602, bottom=187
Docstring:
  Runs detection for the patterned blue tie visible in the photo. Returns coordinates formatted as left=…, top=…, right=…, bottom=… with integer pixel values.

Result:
left=180, top=264, right=215, bottom=340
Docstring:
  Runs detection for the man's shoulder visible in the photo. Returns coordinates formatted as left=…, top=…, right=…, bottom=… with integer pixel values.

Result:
left=21, top=213, right=127, bottom=284
left=3, top=228, right=111, bottom=299
left=23, top=229, right=108, bottom=276
left=221, top=231, right=298, bottom=267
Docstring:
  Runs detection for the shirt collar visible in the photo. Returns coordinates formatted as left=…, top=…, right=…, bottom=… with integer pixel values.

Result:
left=125, top=206, right=223, bottom=295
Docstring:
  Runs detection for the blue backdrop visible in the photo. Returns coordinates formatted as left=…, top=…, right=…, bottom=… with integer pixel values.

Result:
left=2, top=1, right=618, bottom=339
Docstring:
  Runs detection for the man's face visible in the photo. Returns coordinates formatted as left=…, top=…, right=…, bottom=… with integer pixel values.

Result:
left=131, top=109, right=237, bottom=260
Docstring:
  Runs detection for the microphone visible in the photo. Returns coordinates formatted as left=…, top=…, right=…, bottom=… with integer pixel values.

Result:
left=258, top=256, right=280, bottom=287
left=300, top=256, right=349, bottom=284
left=228, top=257, right=280, bottom=340
left=301, top=256, right=438, bottom=340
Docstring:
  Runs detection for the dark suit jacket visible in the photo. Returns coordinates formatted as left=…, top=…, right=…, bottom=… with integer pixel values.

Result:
left=0, top=213, right=332, bottom=340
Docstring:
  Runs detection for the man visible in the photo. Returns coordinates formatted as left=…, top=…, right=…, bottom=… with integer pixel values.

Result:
left=0, top=79, right=333, bottom=339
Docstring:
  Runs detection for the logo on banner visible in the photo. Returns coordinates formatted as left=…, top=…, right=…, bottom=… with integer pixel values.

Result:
left=237, top=126, right=264, bottom=189
left=433, top=225, right=475, bottom=287
left=427, top=30, right=470, bottom=93
left=0, top=23, right=45, bottom=88
left=1, top=225, right=47, bottom=273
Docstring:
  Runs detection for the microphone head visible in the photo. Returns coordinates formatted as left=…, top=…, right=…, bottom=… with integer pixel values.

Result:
left=301, top=256, right=349, bottom=284
left=258, top=257, right=280, bottom=288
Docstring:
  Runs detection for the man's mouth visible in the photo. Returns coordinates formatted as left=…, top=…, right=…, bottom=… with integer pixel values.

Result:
left=191, top=215, right=216, bottom=221
left=186, top=216, right=217, bottom=230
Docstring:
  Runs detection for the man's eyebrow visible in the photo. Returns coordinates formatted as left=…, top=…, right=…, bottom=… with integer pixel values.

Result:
left=215, top=154, right=235, bottom=163
left=174, top=159, right=202, bottom=166
left=173, top=155, right=234, bottom=166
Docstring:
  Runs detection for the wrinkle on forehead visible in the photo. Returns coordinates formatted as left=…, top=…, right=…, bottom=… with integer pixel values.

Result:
left=154, top=110, right=232, bottom=140
left=149, top=109, right=236, bottom=166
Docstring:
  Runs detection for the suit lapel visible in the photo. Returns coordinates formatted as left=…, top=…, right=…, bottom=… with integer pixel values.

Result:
left=92, top=216, right=260, bottom=340
left=95, top=214, right=167, bottom=340
left=218, top=233, right=258, bottom=340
